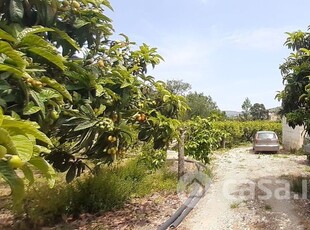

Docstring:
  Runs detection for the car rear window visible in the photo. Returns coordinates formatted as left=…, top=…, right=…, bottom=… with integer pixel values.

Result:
left=257, top=133, right=276, bottom=139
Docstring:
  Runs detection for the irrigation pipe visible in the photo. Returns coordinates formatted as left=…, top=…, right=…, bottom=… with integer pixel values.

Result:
left=157, top=187, right=202, bottom=230
left=166, top=158, right=208, bottom=171
left=158, top=159, right=208, bottom=230
left=169, top=189, right=204, bottom=229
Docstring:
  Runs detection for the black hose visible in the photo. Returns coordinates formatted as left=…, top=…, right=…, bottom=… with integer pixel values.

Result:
left=157, top=187, right=204, bottom=230
left=158, top=155, right=208, bottom=230
left=169, top=189, right=205, bottom=228
left=157, top=205, right=186, bottom=230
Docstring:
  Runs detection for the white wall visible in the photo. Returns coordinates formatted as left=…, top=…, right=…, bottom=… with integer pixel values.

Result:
left=282, top=117, right=305, bottom=150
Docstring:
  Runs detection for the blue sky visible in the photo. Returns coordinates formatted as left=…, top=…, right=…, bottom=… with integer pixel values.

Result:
left=106, top=0, right=310, bottom=111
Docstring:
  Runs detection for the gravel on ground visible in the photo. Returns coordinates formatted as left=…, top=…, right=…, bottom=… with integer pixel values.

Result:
left=179, top=147, right=310, bottom=230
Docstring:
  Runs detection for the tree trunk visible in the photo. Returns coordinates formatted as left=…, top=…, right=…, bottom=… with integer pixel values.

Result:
left=221, top=137, right=226, bottom=148
left=178, top=130, right=185, bottom=180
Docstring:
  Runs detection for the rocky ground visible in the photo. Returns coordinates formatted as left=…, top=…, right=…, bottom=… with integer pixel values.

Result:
left=179, top=147, right=310, bottom=230
left=1, top=147, right=310, bottom=229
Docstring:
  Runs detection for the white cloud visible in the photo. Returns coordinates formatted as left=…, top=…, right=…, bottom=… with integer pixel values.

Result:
left=158, top=42, right=210, bottom=68
left=200, top=0, right=208, bottom=4
left=148, top=27, right=289, bottom=111
left=223, top=27, right=291, bottom=51
left=149, top=36, right=216, bottom=83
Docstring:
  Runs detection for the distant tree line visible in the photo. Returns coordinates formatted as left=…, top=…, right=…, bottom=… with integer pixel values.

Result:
left=166, top=80, right=225, bottom=119
left=240, top=97, right=269, bottom=121
left=165, top=80, right=271, bottom=121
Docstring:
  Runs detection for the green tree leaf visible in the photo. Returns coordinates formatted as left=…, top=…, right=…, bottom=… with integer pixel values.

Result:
left=0, top=41, right=27, bottom=68
left=1, top=119, right=52, bottom=146
left=74, top=120, right=98, bottom=131
left=0, top=128, right=18, bottom=155
left=11, top=135, right=33, bottom=161
left=53, top=28, right=80, bottom=51
left=66, top=163, right=77, bottom=183
left=28, top=47, right=66, bottom=70
left=0, top=160, right=24, bottom=208
left=28, top=157, right=56, bottom=188
left=17, top=27, right=54, bottom=41
left=21, top=164, right=34, bottom=185
left=29, top=90, right=46, bottom=116
left=23, top=101, right=41, bottom=115
left=0, top=28, right=17, bottom=42
left=33, top=145, right=51, bottom=156
left=41, top=76, right=72, bottom=101
left=0, top=64, right=26, bottom=78
left=0, top=108, right=3, bottom=125
left=9, top=0, right=24, bottom=23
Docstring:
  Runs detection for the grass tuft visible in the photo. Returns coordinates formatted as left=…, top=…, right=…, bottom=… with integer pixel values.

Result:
left=230, top=202, right=240, bottom=209
left=264, top=204, right=272, bottom=211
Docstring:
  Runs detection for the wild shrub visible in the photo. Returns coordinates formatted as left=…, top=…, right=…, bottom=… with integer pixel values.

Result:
left=20, top=159, right=176, bottom=227
left=21, top=182, right=71, bottom=227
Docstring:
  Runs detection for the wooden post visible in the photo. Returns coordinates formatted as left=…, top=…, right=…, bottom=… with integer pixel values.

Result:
left=221, top=137, right=226, bottom=148
left=178, top=129, right=185, bottom=180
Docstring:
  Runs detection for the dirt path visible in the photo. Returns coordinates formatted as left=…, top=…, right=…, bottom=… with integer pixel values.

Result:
left=179, top=147, right=310, bottom=230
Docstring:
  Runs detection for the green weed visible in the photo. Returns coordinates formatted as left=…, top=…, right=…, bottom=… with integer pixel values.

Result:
left=264, top=204, right=272, bottom=210
left=230, top=202, right=240, bottom=209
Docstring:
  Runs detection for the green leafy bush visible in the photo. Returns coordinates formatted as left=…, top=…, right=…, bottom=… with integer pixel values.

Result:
left=68, top=170, right=133, bottom=215
left=213, top=120, right=282, bottom=147
left=184, top=117, right=223, bottom=164
left=137, top=142, right=167, bottom=170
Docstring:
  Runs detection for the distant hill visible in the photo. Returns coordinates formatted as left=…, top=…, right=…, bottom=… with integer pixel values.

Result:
left=224, top=107, right=281, bottom=118
left=268, top=106, right=281, bottom=113
left=224, top=111, right=241, bottom=117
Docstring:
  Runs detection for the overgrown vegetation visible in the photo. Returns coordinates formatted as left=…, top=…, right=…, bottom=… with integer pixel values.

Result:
left=18, top=158, right=177, bottom=228
left=213, top=120, right=282, bottom=148
left=0, top=0, right=188, bottom=205
left=0, top=0, right=287, bottom=228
